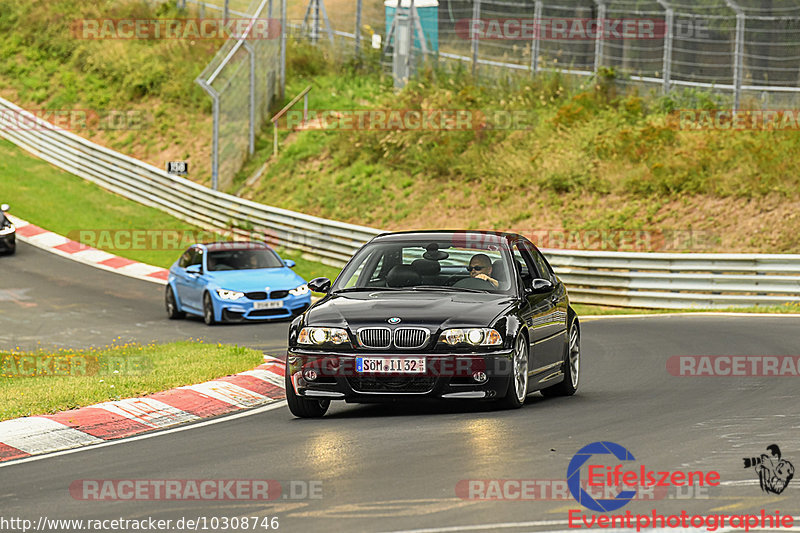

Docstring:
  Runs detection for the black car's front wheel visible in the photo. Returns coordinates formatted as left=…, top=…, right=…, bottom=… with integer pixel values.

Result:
left=165, top=286, right=185, bottom=319
left=497, top=334, right=529, bottom=409
left=542, top=318, right=580, bottom=397
left=285, top=367, right=330, bottom=418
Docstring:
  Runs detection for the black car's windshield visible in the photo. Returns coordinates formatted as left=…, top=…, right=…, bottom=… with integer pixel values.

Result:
left=206, top=249, right=284, bottom=271
left=332, top=238, right=516, bottom=295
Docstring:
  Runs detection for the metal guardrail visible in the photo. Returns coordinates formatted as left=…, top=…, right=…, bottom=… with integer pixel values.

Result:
left=2, top=94, right=800, bottom=309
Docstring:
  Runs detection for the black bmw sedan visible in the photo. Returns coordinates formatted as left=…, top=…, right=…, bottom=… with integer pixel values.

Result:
left=285, top=230, right=580, bottom=418
left=0, top=204, right=15, bottom=255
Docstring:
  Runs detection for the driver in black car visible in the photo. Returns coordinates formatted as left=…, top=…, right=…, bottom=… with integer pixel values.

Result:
left=468, top=253, right=499, bottom=288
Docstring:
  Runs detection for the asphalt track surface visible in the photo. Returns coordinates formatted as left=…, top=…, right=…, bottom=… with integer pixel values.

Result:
left=0, top=242, right=289, bottom=352
left=2, top=241, right=800, bottom=532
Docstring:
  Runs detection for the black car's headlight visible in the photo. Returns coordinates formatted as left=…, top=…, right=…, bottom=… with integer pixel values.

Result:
left=0, top=223, right=14, bottom=236
left=298, top=327, right=349, bottom=346
left=439, top=328, right=502, bottom=346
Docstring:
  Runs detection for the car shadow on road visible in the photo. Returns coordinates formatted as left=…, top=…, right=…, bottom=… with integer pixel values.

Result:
left=320, top=394, right=558, bottom=419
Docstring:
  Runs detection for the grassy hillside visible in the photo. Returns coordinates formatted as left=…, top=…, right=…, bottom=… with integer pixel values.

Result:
left=235, top=47, right=800, bottom=253
left=0, top=0, right=215, bottom=183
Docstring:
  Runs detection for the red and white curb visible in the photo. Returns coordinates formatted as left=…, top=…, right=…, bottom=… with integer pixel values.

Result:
left=7, top=214, right=168, bottom=285
left=0, top=355, right=286, bottom=463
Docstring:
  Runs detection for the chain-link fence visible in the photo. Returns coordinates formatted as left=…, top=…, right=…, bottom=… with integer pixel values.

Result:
left=156, top=0, right=799, bottom=190
left=191, top=0, right=284, bottom=190
left=291, top=0, right=800, bottom=107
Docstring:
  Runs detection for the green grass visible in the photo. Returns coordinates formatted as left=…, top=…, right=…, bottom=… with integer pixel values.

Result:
left=0, top=341, right=264, bottom=421
left=0, top=137, right=341, bottom=282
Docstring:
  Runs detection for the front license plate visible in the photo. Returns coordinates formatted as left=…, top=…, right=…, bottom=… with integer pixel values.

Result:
left=253, top=300, right=283, bottom=310
left=356, top=358, right=426, bottom=374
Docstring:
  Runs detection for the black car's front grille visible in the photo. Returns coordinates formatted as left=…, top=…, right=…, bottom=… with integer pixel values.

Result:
left=357, top=328, right=391, bottom=349
left=347, top=376, right=436, bottom=394
left=270, top=290, right=289, bottom=299
left=393, top=327, right=429, bottom=349
left=245, top=291, right=267, bottom=300
left=357, top=327, right=429, bottom=349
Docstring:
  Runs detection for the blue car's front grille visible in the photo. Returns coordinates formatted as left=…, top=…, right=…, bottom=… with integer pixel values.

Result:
left=245, top=291, right=268, bottom=300
left=244, top=290, right=290, bottom=300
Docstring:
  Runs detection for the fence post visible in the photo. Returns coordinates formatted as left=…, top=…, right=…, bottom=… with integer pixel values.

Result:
left=355, top=0, right=363, bottom=56
left=246, top=42, right=255, bottom=155
left=224, top=0, right=230, bottom=23
left=212, top=95, right=219, bottom=190
left=312, top=0, right=320, bottom=44
left=724, top=0, right=745, bottom=112
left=594, top=0, right=606, bottom=73
left=406, top=0, right=416, bottom=78
left=471, top=0, right=481, bottom=76
left=280, top=0, right=287, bottom=99
left=655, top=0, right=673, bottom=94
left=530, top=0, right=542, bottom=76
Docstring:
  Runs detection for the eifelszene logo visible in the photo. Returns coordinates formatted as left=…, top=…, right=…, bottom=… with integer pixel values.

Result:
left=743, top=444, right=794, bottom=494
left=567, top=441, right=721, bottom=512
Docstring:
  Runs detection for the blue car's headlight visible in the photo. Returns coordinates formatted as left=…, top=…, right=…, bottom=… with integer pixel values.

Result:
left=216, top=289, right=245, bottom=300
left=289, top=284, right=310, bottom=296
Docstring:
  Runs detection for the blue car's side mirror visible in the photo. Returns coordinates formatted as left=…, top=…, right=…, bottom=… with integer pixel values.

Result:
left=284, top=259, right=296, bottom=268
left=186, top=264, right=202, bottom=275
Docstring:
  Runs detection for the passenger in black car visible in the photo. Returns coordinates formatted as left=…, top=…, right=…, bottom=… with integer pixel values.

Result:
left=468, top=253, right=499, bottom=288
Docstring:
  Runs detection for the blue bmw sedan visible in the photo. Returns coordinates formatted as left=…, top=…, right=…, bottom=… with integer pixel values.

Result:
left=166, top=241, right=311, bottom=325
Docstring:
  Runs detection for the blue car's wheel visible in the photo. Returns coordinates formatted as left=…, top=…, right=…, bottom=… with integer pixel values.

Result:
left=203, top=292, right=216, bottom=326
left=165, top=285, right=185, bottom=319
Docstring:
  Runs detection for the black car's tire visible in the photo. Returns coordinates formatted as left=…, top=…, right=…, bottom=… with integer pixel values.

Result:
left=203, top=292, right=216, bottom=325
left=285, top=366, right=330, bottom=418
left=541, top=318, right=580, bottom=397
left=496, top=334, right=528, bottom=409
left=165, top=286, right=186, bottom=319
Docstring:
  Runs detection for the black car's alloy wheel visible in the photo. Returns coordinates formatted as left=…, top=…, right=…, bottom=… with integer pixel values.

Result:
left=285, top=367, right=330, bottom=418
left=165, top=286, right=185, bottom=319
left=542, top=319, right=580, bottom=397
left=497, top=334, right=528, bottom=409
left=203, top=292, right=216, bottom=325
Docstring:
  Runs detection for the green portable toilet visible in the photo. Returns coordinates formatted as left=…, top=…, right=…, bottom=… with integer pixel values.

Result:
left=384, top=0, right=439, bottom=53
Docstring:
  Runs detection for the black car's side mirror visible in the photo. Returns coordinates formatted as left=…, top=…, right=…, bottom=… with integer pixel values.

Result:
left=308, top=277, right=331, bottom=294
left=526, top=278, right=554, bottom=294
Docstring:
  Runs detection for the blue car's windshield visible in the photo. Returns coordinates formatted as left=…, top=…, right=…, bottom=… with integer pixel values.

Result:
left=207, top=249, right=283, bottom=271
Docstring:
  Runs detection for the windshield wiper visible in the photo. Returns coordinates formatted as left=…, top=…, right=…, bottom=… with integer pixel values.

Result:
left=408, top=285, right=489, bottom=293
left=333, top=287, right=405, bottom=293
